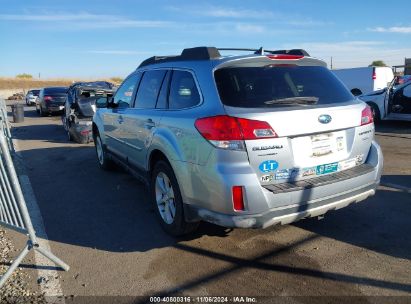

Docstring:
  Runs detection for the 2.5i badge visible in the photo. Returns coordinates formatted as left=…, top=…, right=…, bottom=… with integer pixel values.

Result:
left=259, top=160, right=279, bottom=173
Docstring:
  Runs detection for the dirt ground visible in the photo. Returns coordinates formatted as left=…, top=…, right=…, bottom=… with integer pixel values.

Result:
left=0, top=78, right=75, bottom=91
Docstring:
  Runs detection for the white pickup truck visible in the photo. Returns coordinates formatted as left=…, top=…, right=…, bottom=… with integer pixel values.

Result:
left=359, top=77, right=411, bottom=122
left=332, top=66, right=394, bottom=96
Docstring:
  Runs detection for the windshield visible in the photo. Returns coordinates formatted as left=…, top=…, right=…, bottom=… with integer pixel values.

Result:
left=29, top=90, right=40, bottom=96
left=215, top=65, right=353, bottom=108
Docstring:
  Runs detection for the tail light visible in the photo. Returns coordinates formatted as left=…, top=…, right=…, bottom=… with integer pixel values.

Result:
left=232, top=186, right=245, bottom=211
left=361, top=106, right=374, bottom=125
left=372, top=67, right=376, bottom=80
left=194, top=115, right=277, bottom=150
left=44, top=96, right=53, bottom=103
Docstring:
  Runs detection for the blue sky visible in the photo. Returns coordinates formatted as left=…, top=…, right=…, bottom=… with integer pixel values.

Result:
left=1, top=0, right=410, bottom=78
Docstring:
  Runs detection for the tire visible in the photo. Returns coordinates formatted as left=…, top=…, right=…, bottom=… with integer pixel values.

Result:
left=67, top=129, right=73, bottom=142
left=62, top=117, right=68, bottom=131
left=151, top=160, right=199, bottom=236
left=39, top=106, right=46, bottom=117
left=368, top=103, right=381, bottom=123
left=94, top=132, right=113, bottom=170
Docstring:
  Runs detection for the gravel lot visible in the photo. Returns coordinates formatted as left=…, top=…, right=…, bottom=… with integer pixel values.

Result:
left=0, top=229, right=46, bottom=304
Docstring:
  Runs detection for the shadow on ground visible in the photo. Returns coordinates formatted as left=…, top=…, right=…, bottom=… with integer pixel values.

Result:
left=7, top=108, right=411, bottom=296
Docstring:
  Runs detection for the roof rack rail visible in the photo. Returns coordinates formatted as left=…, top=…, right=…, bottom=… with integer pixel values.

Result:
left=138, top=47, right=221, bottom=68
left=137, top=46, right=310, bottom=68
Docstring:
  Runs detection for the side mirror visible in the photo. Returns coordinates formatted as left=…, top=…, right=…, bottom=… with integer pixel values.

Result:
left=96, top=96, right=109, bottom=108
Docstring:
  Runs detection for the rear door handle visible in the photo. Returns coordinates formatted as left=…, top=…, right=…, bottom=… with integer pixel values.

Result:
left=144, top=118, right=155, bottom=129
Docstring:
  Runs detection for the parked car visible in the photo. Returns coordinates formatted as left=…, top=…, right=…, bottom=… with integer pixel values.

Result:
left=25, top=89, right=40, bottom=106
left=359, top=77, right=411, bottom=122
left=63, top=82, right=115, bottom=143
left=36, top=87, right=68, bottom=116
left=332, top=66, right=394, bottom=96
left=93, top=46, right=383, bottom=236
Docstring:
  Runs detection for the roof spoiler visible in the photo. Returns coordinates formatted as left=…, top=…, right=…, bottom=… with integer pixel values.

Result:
left=138, top=46, right=310, bottom=68
left=218, top=47, right=310, bottom=56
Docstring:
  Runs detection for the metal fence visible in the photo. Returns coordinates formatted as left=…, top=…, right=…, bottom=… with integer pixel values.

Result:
left=0, top=99, right=69, bottom=289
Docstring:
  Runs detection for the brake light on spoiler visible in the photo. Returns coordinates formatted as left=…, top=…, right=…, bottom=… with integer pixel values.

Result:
left=266, top=55, right=304, bottom=60
left=195, top=115, right=277, bottom=151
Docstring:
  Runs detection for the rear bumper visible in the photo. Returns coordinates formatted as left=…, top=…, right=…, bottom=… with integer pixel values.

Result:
left=46, top=104, right=64, bottom=112
left=183, top=140, right=383, bottom=228
left=69, top=122, right=93, bottom=143
left=186, top=183, right=376, bottom=228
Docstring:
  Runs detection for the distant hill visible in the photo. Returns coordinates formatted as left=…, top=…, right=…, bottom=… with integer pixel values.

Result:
left=0, top=77, right=75, bottom=90
left=0, top=77, right=120, bottom=91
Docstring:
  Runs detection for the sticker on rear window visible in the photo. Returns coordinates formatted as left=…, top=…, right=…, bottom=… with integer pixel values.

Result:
left=259, top=160, right=279, bottom=173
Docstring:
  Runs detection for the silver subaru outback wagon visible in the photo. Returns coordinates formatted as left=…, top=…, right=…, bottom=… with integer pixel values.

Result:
left=92, top=47, right=383, bottom=235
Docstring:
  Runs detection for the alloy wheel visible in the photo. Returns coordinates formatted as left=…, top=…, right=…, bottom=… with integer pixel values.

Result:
left=95, top=136, right=104, bottom=165
left=155, top=172, right=176, bottom=224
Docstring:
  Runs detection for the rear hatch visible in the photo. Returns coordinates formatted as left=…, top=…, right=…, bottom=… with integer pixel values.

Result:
left=44, top=87, right=67, bottom=106
left=214, top=57, right=374, bottom=186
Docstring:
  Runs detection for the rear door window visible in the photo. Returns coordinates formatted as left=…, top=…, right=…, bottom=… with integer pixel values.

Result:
left=134, top=70, right=167, bottom=109
left=215, top=65, right=353, bottom=108
left=169, top=70, right=201, bottom=109
left=156, top=70, right=171, bottom=109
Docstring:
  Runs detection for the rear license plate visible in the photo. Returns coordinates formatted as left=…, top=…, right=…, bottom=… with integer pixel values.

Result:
left=50, top=106, right=64, bottom=111
left=311, top=133, right=333, bottom=156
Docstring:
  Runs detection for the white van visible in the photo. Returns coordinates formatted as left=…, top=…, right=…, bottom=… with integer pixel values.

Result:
left=332, top=66, right=394, bottom=96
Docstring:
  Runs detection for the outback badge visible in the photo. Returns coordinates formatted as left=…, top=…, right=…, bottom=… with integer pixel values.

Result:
left=318, top=114, right=332, bottom=124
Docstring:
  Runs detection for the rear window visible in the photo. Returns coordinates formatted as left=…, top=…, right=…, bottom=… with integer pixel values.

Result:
left=215, top=65, right=353, bottom=108
left=169, top=70, right=200, bottom=109
left=44, top=87, right=67, bottom=94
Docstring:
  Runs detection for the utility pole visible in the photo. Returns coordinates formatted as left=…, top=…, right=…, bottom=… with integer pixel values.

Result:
left=330, top=57, right=333, bottom=70
left=38, top=73, right=40, bottom=79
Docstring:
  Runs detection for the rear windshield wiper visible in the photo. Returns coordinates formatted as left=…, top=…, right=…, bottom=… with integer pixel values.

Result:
left=264, top=96, right=319, bottom=105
